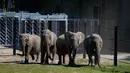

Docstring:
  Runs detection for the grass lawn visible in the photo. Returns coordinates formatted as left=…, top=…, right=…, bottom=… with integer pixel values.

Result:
left=0, top=59, right=130, bottom=73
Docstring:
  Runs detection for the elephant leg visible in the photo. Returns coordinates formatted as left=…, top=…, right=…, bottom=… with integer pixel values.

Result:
left=68, top=49, right=73, bottom=65
left=58, top=54, right=62, bottom=65
left=51, top=53, right=54, bottom=63
left=94, top=51, right=98, bottom=65
left=24, top=46, right=31, bottom=64
left=51, top=46, right=56, bottom=63
left=36, top=52, right=40, bottom=62
left=88, top=55, right=93, bottom=66
left=41, top=51, right=46, bottom=64
left=25, top=55, right=29, bottom=64
left=95, top=54, right=101, bottom=68
left=52, top=45, right=57, bottom=63
left=63, top=54, right=66, bottom=64
left=45, top=53, right=49, bottom=64
left=72, top=48, right=77, bottom=65
left=30, top=53, right=35, bottom=60
left=90, top=56, right=93, bottom=66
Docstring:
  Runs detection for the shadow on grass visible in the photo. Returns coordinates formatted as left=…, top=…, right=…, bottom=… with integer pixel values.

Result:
left=1, top=61, right=101, bottom=69
left=63, top=64, right=88, bottom=68
left=2, top=61, right=23, bottom=64
left=1, top=61, right=89, bottom=68
left=1, top=61, right=41, bottom=65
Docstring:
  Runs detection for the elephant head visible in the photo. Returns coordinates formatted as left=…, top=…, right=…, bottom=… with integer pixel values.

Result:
left=19, top=33, right=30, bottom=56
left=70, top=33, right=80, bottom=49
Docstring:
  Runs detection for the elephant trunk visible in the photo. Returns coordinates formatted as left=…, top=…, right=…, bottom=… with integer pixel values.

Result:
left=46, top=44, right=53, bottom=61
left=21, top=40, right=25, bottom=56
left=71, top=39, right=78, bottom=49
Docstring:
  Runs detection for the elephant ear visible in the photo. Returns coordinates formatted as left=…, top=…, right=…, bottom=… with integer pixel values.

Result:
left=76, top=33, right=81, bottom=45
left=77, top=35, right=81, bottom=45
left=77, top=32, right=85, bottom=44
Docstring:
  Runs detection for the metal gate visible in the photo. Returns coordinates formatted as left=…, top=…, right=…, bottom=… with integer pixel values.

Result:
left=0, top=12, right=68, bottom=55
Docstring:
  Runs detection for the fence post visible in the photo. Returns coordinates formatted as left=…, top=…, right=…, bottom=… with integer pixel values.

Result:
left=114, top=26, right=118, bottom=66
left=13, top=19, right=16, bottom=55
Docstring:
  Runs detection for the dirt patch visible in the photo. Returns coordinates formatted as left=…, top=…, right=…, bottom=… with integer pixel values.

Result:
left=0, top=46, right=129, bottom=65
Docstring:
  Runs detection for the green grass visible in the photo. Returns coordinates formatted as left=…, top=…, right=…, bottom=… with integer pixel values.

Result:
left=0, top=63, right=130, bottom=73
left=0, top=59, right=130, bottom=73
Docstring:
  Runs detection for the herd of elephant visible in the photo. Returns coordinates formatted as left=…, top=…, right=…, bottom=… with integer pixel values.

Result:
left=19, top=29, right=103, bottom=67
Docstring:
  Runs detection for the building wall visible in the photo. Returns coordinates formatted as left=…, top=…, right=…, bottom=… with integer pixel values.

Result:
left=117, top=0, right=130, bottom=52
left=99, top=0, right=118, bottom=54
left=16, top=0, right=130, bottom=54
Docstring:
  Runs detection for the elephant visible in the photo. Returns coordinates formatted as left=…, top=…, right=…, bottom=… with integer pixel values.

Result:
left=84, top=34, right=103, bottom=68
left=64, top=31, right=85, bottom=65
left=41, top=29, right=57, bottom=64
left=19, top=33, right=41, bottom=64
left=56, top=34, right=68, bottom=65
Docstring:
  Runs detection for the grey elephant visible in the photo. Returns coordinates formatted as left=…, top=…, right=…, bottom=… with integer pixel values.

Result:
left=65, top=31, right=85, bottom=65
left=56, top=34, right=68, bottom=65
left=84, top=34, right=103, bottom=67
left=41, top=29, right=57, bottom=64
left=19, top=33, right=41, bottom=64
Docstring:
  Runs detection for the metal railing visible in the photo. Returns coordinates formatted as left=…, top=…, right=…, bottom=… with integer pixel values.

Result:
left=0, top=12, right=68, bottom=48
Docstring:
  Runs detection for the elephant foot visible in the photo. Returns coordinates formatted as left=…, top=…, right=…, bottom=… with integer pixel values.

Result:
left=45, top=61, right=49, bottom=64
left=41, top=61, right=45, bottom=64
left=41, top=59, right=45, bottom=64
left=63, top=62, right=66, bottom=65
left=90, top=64, right=95, bottom=67
left=68, top=62, right=76, bottom=66
left=97, top=64, right=102, bottom=68
left=31, top=55, right=35, bottom=60
left=87, top=63, right=90, bottom=66
left=35, top=60, right=39, bottom=64
left=24, top=60, right=29, bottom=64
left=44, top=62, right=49, bottom=65
left=58, top=61, right=62, bottom=65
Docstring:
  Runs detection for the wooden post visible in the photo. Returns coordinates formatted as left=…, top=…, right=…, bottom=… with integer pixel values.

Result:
left=114, top=26, right=118, bottom=66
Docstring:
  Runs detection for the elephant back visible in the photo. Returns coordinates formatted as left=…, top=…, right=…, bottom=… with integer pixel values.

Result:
left=31, top=34, right=41, bottom=43
left=58, top=34, right=65, bottom=39
left=57, top=34, right=65, bottom=45
left=19, top=33, right=30, bottom=39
